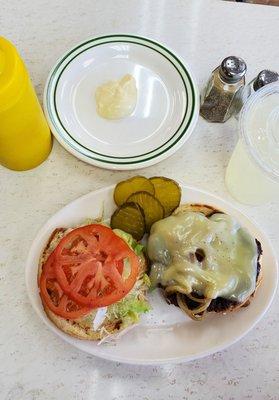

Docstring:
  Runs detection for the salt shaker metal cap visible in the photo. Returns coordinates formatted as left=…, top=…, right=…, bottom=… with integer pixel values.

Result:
left=253, top=69, right=279, bottom=91
left=219, top=56, right=247, bottom=83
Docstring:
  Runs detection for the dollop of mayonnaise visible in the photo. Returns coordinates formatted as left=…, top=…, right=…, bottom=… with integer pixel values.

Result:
left=95, top=74, right=137, bottom=120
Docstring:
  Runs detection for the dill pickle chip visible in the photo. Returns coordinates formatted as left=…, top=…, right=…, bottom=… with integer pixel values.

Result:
left=149, top=177, right=181, bottom=216
left=110, top=202, right=145, bottom=240
left=127, top=191, right=164, bottom=232
left=114, top=176, right=155, bottom=206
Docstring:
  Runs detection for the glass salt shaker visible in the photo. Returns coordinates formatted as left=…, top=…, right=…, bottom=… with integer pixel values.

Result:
left=200, top=56, right=247, bottom=123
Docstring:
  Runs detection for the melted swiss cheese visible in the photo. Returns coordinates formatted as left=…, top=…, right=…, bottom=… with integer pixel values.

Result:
left=147, top=212, right=258, bottom=303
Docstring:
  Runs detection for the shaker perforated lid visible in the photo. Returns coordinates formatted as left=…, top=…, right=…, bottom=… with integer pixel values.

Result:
left=253, top=70, right=279, bottom=91
left=219, top=56, right=247, bottom=83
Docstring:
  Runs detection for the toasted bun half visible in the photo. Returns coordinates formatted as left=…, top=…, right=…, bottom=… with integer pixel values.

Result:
left=38, top=227, right=148, bottom=340
left=42, top=305, right=123, bottom=341
left=165, top=203, right=263, bottom=315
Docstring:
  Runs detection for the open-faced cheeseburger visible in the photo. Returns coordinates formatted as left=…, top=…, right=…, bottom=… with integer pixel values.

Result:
left=38, top=224, right=150, bottom=340
left=147, top=204, right=262, bottom=320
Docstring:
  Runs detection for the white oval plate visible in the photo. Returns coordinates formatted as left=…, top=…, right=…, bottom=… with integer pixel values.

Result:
left=26, top=184, right=277, bottom=365
left=43, top=35, right=199, bottom=170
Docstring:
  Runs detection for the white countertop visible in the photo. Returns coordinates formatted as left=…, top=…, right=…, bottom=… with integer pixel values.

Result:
left=1, top=0, right=279, bottom=399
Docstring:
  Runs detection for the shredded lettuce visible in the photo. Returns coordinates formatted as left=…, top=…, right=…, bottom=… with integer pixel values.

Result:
left=142, top=273, right=151, bottom=287
left=113, top=229, right=144, bottom=255
left=106, top=272, right=151, bottom=327
left=107, top=294, right=150, bottom=325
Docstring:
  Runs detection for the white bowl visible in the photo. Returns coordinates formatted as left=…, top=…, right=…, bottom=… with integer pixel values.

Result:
left=44, top=35, right=199, bottom=170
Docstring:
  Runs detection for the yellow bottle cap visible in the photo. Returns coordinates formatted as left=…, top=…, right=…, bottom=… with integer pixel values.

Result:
left=0, top=36, right=28, bottom=112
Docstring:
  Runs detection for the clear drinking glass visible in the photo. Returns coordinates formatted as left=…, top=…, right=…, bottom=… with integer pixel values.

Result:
left=225, top=82, right=279, bottom=205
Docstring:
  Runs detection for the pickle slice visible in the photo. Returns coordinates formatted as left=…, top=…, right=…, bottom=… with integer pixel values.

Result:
left=127, top=191, right=164, bottom=232
left=149, top=177, right=181, bottom=216
left=110, top=202, right=145, bottom=240
left=114, top=176, right=155, bottom=206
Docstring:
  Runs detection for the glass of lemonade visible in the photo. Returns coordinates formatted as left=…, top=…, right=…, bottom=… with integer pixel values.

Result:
left=225, top=82, right=279, bottom=205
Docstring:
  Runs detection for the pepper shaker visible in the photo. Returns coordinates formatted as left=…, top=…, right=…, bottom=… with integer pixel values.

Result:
left=200, top=56, right=247, bottom=123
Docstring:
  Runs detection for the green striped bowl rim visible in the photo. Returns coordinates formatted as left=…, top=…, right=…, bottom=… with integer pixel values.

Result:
left=44, top=34, right=199, bottom=168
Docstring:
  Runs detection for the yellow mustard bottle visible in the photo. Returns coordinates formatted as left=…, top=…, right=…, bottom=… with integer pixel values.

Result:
left=0, top=37, right=52, bottom=171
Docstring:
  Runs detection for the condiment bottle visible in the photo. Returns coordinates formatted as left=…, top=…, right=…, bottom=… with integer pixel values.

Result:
left=0, top=37, right=52, bottom=171
left=200, top=56, right=247, bottom=123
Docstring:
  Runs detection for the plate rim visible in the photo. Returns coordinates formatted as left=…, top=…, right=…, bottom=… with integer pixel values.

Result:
left=43, top=34, right=199, bottom=170
left=25, top=184, right=278, bottom=365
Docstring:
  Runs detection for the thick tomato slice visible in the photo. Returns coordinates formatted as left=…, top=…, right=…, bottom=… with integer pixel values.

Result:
left=39, top=253, right=92, bottom=320
left=52, top=224, right=139, bottom=308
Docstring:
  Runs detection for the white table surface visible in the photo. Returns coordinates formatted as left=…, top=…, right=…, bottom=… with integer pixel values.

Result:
left=1, top=0, right=279, bottom=399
